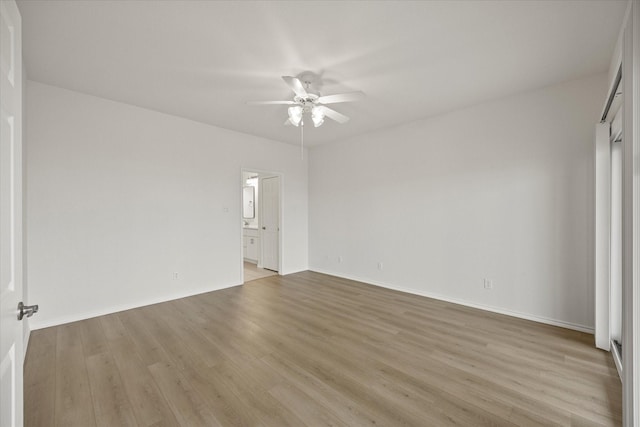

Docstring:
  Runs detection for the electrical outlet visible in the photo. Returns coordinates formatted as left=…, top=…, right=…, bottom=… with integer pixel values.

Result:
left=377, top=262, right=383, bottom=270
left=173, top=272, right=179, bottom=280
left=483, top=279, right=493, bottom=290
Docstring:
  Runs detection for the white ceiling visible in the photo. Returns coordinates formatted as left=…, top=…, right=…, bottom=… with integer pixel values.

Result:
left=18, top=0, right=627, bottom=147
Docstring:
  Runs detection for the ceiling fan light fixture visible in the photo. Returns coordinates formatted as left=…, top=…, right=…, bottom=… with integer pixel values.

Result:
left=249, top=76, right=361, bottom=131
left=311, top=106, right=325, bottom=127
left=287, top=106, right=303, bottom=127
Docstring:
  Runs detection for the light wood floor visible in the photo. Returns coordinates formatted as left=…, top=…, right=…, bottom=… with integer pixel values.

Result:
left=243, top=261, right=277, bottom=283
left=25, top=271, right=621, bottom=426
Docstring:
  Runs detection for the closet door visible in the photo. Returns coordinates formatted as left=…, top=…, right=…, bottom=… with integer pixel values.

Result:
left=610, top=111, right=623, bottom=347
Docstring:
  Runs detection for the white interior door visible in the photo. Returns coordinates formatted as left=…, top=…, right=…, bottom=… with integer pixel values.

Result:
left=0, top=1, right=24, bottom=426
left=261, top=176, right=279, bottom=272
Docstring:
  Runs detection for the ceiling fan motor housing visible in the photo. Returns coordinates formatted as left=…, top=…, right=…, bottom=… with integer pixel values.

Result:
left=293, top=93, right=319, bottom=113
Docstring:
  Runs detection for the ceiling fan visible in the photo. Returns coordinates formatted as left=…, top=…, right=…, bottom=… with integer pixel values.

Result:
left=247, top=74, right=364, bottom=128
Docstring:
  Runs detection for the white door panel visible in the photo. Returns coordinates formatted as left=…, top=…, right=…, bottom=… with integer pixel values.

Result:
left=0, top=1, right=23, bottom=425
left=261, top=177, right=279, bottom=272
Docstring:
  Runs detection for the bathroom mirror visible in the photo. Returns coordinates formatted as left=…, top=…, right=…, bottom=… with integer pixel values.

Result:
left=243, top=186, right=255, bottom=219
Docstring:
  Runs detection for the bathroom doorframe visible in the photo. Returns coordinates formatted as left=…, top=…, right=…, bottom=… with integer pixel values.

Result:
left=239, top=168, right=284, bottom=284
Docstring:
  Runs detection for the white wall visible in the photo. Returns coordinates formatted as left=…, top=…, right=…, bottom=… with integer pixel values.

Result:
left=309, top=73, right=607, bottom=332
left=26, top=81, right=308, bottom=329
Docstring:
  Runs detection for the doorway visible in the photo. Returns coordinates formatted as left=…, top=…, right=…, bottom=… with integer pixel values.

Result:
left=241, top=169, right=281, bottom=283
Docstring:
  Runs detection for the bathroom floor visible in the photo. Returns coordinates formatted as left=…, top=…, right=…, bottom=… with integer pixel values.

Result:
left=244, top=261, right=278, bottom=283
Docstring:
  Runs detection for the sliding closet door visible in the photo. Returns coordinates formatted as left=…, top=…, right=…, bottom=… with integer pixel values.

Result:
left=611, top=135, right=622, bottom=346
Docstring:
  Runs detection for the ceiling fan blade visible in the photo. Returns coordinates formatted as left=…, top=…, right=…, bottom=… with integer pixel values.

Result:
left=284, top=118, right=292, bottom=126
left=317, top=91, right=365, bottom=104
left=321, top=106, right=350, bottom=124
left=282, top=76, right=308, bottom=97
left=246, top=100, right=296, bottom=105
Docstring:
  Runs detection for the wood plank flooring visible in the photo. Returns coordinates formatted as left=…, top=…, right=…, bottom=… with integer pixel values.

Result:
left=24, top=271, right=622, bottom=426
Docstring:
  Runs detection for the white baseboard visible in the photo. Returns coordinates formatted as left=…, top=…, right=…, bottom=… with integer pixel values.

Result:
left=29, top=267, right=310, bottom=330
left=309, top=267, right=594, bottom=334
left=29, top=268, right=594, bottom=335
left=29, top=281, right=243, bottom=330
left=280, top=267, right=307, bottom=276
